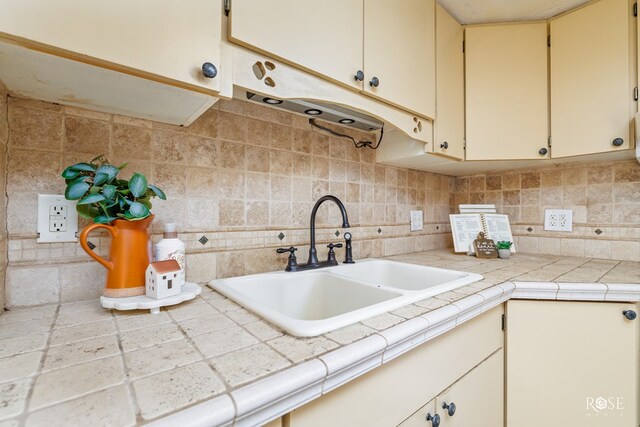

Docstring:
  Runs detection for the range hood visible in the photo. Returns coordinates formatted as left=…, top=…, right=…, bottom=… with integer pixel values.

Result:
left=241, top=89, right=384, bottom=132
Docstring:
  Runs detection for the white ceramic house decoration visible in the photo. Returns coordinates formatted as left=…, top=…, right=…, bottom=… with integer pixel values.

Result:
left=146, top=259, right=183, bottom=299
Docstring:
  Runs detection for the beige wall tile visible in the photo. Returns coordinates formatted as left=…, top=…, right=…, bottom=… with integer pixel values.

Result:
left=8, top=105, right=62, bottom=150
left=111, top=123, right=151, bottom=160
left=541, top=170, right=562, bottom=187
left=6, top=266, right=59, bottom=307
left=63, top=116, right=110, bottom=154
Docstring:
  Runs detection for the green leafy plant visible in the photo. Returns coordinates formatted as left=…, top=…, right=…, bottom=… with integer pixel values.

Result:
left=62, top=155, right=166, bottom=224
left=496, top=241, right=513, bottom=250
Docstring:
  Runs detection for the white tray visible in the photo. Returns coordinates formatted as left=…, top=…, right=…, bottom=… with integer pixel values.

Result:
left=100, top=282, right=201, bottom=314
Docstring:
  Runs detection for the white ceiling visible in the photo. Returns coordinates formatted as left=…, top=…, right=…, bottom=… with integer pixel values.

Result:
left=438, top=0, right=592, bottom=24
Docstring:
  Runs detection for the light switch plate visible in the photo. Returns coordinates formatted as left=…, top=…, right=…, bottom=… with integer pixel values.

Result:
left=410, top=210, right=423, bottom=232
left=37, top=194, right=78, bottom=243
left=544, top=209, right=573, bottom=232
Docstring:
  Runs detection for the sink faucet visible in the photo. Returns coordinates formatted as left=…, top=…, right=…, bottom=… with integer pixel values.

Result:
left=275, top=195, right=351, bottom=271
left=307, top=195, right=350, bottom=266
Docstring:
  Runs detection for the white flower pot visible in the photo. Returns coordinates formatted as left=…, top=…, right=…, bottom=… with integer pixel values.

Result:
left=498, top=248, right=511, bottom=259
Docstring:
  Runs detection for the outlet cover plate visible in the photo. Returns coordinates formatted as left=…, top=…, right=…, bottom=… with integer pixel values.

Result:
left=544, top=209, right=573, bottom=232
left=37, top=194, right=78, bottom=243
left=410, top=210, right=423, bottom=232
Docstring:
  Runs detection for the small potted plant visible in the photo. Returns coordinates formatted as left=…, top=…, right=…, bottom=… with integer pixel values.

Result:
left=496, top=241, right=513, bottom=259
left=62, top=155, right=166, bottom=297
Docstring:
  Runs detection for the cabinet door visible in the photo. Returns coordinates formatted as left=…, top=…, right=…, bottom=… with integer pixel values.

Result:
left=434, top=4, right=465, bottom=160
left=0, top=0, right=222, bottom=92
left=436, top=349, right=504, bottom=427
left=363, top=0, right=436, bottom=118
left=465, top=23, right=549, bottom=160
left=506, top=301, right=639, bottom=427
left=288, top=306, right=503, bottom=427
left=550, top=0, right=633, bottom=158
left=229, top=0, right=363, bottom=91
left=397, top=398, right=437, bottom=427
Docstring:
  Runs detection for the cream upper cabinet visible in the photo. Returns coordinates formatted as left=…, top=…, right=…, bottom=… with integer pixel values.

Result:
left=363, top=0, right=436, bottom=118
left=0, top=0, right=223, bottom=93
left=550, top=0, right=635, bottom=158
left=229, top=0, right=435, bottom=118
left=465, top=22, right=549, bottom=161
left=506, top=300, right=639, bottom=427
left=433, top=4, right=465, bottom=160
left=229, top=0, right=364, bottom=91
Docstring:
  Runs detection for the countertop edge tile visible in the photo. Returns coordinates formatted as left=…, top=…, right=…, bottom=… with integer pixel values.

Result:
left=604, top=283, right=640, bottom=302
left=556, top=282, right=608, bottom=301
left=380, top=317, right=430, bottom=363
left=453, top=294, right=486, bottom=326
left=231, top=359, right=326, bottom=427
left=320, top=334, right=387, bottom=393
left=420, top=304, right=460, bottom=342
left=144, top=394, right=235, bottom=427
left=512, top=281, right=559, bottom=300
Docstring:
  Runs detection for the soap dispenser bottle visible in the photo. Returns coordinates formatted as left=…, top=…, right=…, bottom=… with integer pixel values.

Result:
left=155, top=223, right=186, bottom=280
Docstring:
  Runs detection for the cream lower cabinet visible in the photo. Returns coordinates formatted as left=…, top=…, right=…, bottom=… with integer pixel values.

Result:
left=401, top=349, right=504, bottom=427
left=465, top=22, right=549, bottom=161
left=0, top=0, right=223, bottom=93
left=550, top=0, right=635, bottom=158
left=506, top=300, right=639, bottom=427
left=286, top=306, right=504, bottom=427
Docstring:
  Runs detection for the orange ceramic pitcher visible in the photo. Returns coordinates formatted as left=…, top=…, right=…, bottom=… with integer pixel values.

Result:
left=79, top=215, right=154, bottom=297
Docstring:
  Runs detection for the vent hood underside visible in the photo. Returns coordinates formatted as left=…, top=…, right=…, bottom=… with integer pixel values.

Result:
left=237, top=87, right=384, bottom=132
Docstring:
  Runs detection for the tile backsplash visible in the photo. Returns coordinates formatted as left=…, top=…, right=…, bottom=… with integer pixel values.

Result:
left=0, top=82, right=7, bottom=311
left=3, top=96, right=454, bottom=308
left=454, top=160, right=640, bottom=261
left=3, top=92, right=639, bottom=309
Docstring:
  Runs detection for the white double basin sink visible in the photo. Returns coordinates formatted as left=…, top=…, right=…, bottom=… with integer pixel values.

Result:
left=209, top=259, right=482, bottom=337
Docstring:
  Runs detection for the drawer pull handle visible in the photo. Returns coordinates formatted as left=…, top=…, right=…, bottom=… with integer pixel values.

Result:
left=354, top=70, right=365, bottom=82
left=623, top=310, right=637, bottom=320
left=539, top=147, right=548, bottom=156
left=369, top=76, right=380, bottom=87
left=426, top=413, right=440, bottom=427
left=440, top=141, right=449, bottom=150
left=442, top=401, right=456, bottom=416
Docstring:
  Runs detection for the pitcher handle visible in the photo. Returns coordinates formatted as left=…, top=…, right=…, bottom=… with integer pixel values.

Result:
left=79, top=223, right=115, bottom=271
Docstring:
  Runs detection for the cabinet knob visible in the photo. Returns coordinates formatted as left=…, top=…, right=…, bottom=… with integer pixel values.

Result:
left=426, top=413, right=440, bottom=427
left=354, top=70, right=365, bottom=82
left=369, top=76, right=380, bottom=87
left=612, top=137, right=624, bottom=147
left=442, top=401, right=456, bottom=416
left=440, top=141, right=449, bottom=150
left=538, top=147, right=548, bottom=156
left=202, top=62, right=218, bottom=79
left=623, top=310, right=637, bottom=320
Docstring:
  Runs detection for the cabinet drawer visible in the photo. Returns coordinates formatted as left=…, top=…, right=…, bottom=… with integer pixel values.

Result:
left=289, top=305, right=504, bottom=427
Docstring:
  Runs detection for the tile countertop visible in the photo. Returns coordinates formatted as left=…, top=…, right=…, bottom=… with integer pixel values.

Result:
left=1, top=250, right=640, bottom=427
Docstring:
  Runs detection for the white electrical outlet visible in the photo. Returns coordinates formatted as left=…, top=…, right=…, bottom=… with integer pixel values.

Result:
left=410, top=210, right=423, bottom=232
left=544, top=209, right=573, bottom=232
left=37, top=194, right=78, bottom=243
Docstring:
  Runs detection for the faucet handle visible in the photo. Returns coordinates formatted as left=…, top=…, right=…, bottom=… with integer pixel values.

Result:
left=276, top=247, right=298, bottom=272
left=326, top=243, right=342, bottom=264
left=276, top=246, right=297, bottom=254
